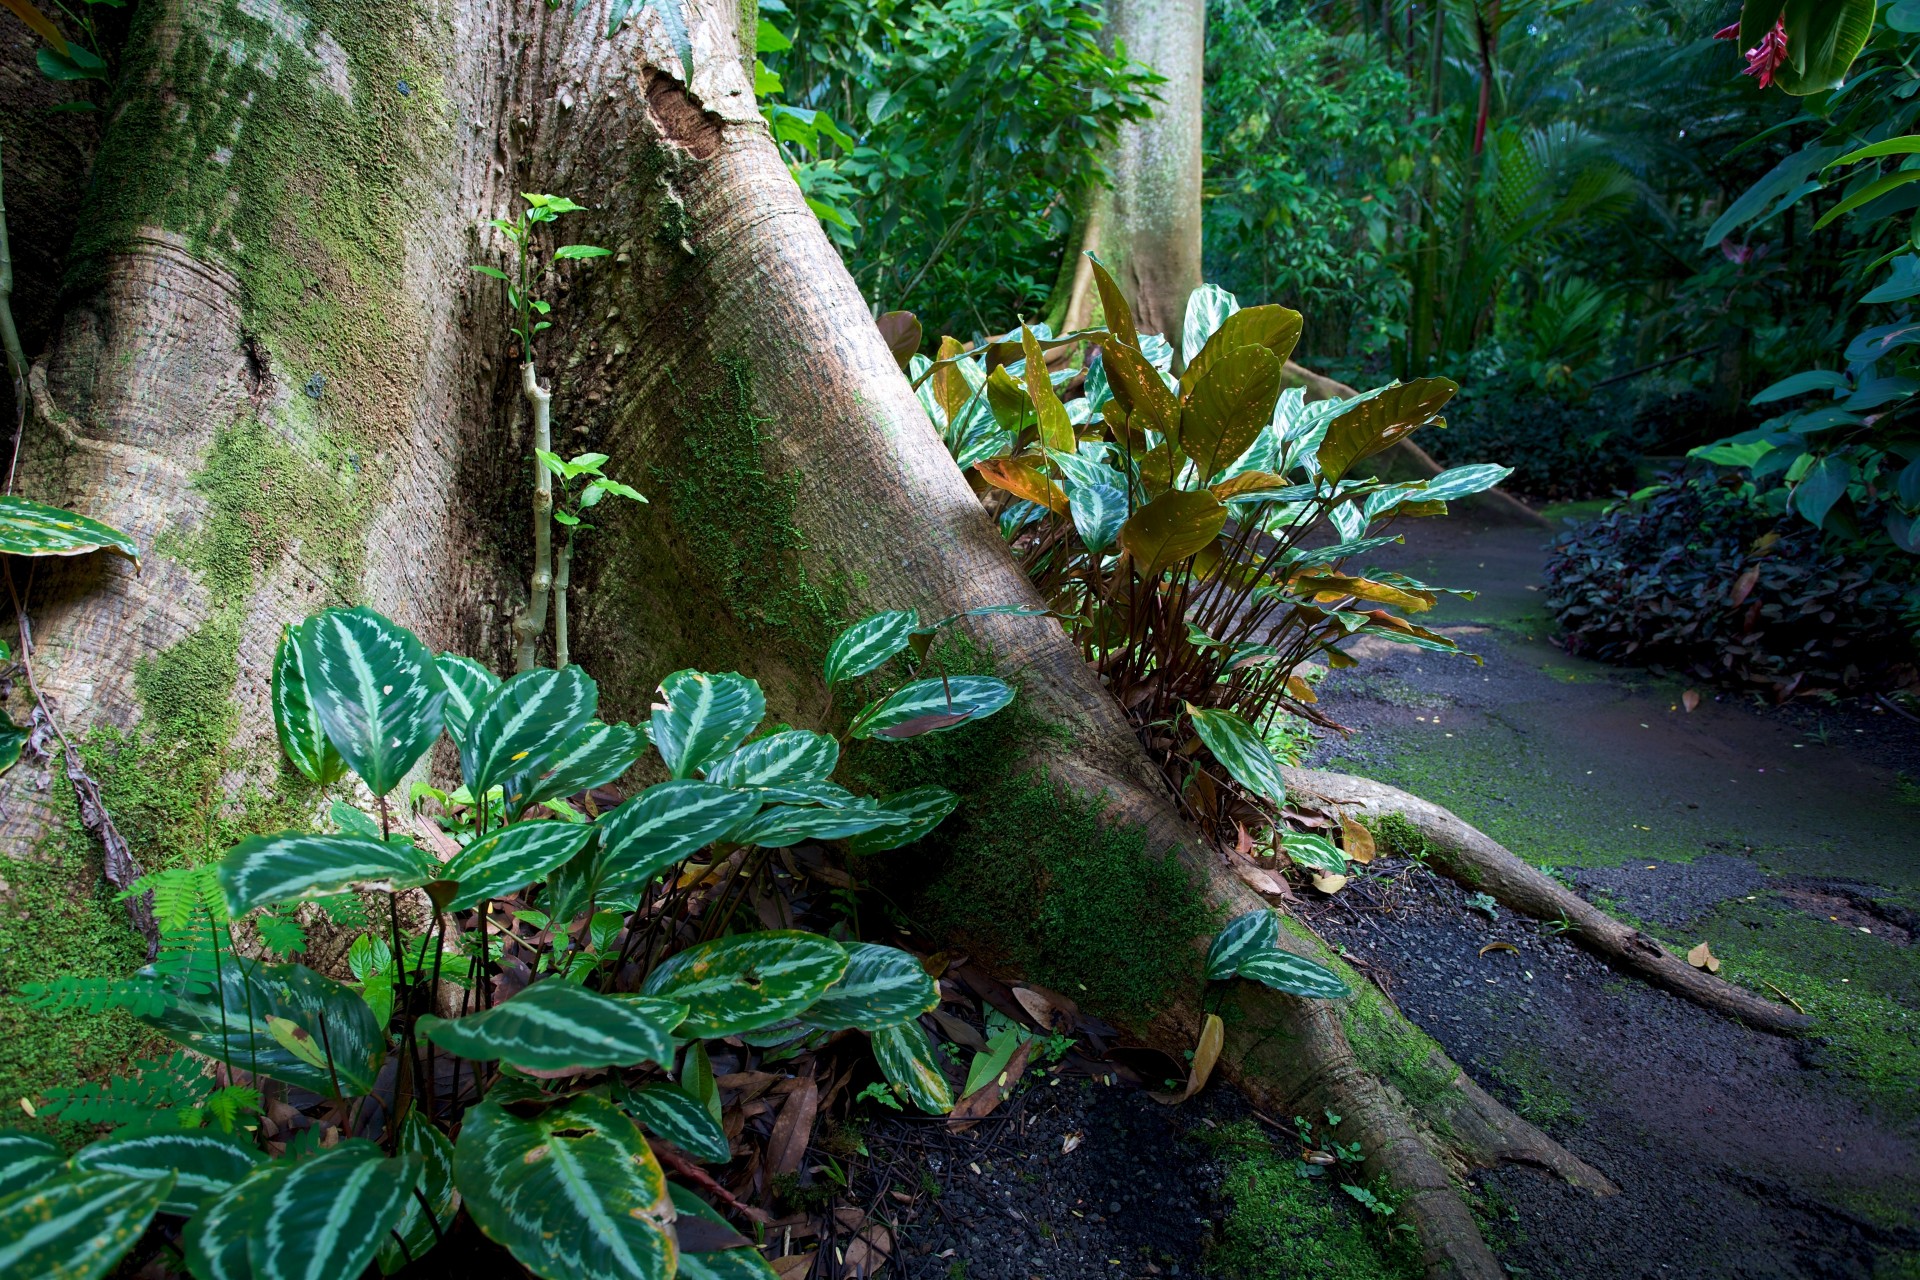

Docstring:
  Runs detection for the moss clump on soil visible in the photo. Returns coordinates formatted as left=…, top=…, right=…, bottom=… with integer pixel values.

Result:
left=1198, top=1121, right=1421, bottom=1280
left=1489, top=1044, right=1580, bottom=1130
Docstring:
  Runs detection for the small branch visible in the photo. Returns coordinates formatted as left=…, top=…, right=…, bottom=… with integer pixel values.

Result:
left=554, top=528, right=573, bottom=670
left=511, top=361, right=554, bottom=673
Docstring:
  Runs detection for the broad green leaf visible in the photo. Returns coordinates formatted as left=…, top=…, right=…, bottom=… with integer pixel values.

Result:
left=1118, top=490, right=1226, bottom=580
left=1773, top=0, right=1875, bottom=95
left=0, top=1169, right=171, bottom=1280
left=670, top=1184, right=779, bottom=1280
left=651, top=671, right=765, bottom=778
left=440, top=820, right=594, bottom=911
left=553, top=244, right=612, bottom=260
left=513, top=721, right=643, bottom=811
left=73, top=1129, right=259, bottom=1216
left=1752, top=370, right=1851, bottom=404
left=985, top=365, right=1030, bottom=431
left=138, top=960, right=383, bottom=1097
left=1183, top=305, right=1303, bottom=394
left=1069, top=482, right=1127, bottom=555
left=1418, top=464, right=1514, bottom=504
left=0, top=495, right=137, bottom=560
left=330, top=801, right=384, bottom=840
left=218, top=831, right=438, bottom=916
left=727, top=802, right=900, bottom=847
left=1814, top=169, right=1920, bottom=230
left=183, top=1160, right=286, bottom=1280
left=1316, top=378, right=1457, bottom=482
left=1021, top=325, right=1075, bottom=454
left=0, top=713, right=23, bottom=778
left=1792, top=454, right=1852, bottom=528
left=1207, top=909, right=1281, bottom=981
left=871, top=1021, right=953, bottom=1114
left=1100, top=340, right=1179, bottom=439
left=703, top=730, right=839, bottom=788
left=436, top=654, right=501, bottom=742
left=823, top=611, right=920, bottom=685
left=1282, top=832, right=1347, bottom=876
left=805, top=943, right=938, bottom=1031
left=618, top=1081, right=732, bottom=1163
left=455, top=1094, right=674, bottom=1280
left=1187, top=706, right=1287, bottom=806
left=0, top=1132, right=63, bottom=1199
left=297, top=607, right=448, bottom=796
left=463, top=666, right=598, bottom=805
left=251, top=1141, right=419, bottom=1280
left=682, top=1040, right=723, bottom=1125
left=848, top=675, right=1016, bottom=740
left=1179, top=344, right=1282, bottom=479
left=419, top=982, right=684, bottom=1072
left=963, top=1028, right=1024, bottom=1098
left=642, top=931, right=847, bottom=1038
left=272, top=624, right=346, bottom=785
left=597, top=780, right=760, bottom=886
left=377, top=1111, right=460, bottom=1275
left=847, top=786, right=960, bottom=853
left=1237, top=950, right=1351, bottom=999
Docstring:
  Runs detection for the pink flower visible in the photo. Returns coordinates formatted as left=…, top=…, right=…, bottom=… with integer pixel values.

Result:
left=1717, top=17, right=1791, bottom=89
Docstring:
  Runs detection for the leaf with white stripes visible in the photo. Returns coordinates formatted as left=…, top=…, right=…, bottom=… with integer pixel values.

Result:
left=0, top=495, right=138, bottom=560
left=1069, top=482, right=1127, bottom=555
left=462, top=666, right=598, bottom=806
left=271, top=623, right=346, bottom=785
left=596, top=780, right=759, bottom=887
left=617, top=1081, right=731, bottom=1164
left=824, top=610, right=919, bottom=685
left=1186, top=704, right=1286, bottom=806
left=650, top=670, right=765, bottom=779
left=871, top=1021, right=954, bottom=1115
left=804, top=943, right=938, bottom=1031
left=440, top=820, right=594, bottom=912
left=297, top=607, right=448, bottom=796
left=744, top=779, right=860, bottom=807
left=0, top=1132, right=63, bottom=1200
left=701, top=730, right=838, bottom=788
left=642, top=931, right=848, bottom=1038
left=512, top=721, right=643, bottom=811
left=670, top=1184, right=778, bottom=1280
left=249, top=1141, right=419, bottom=1280
left=1238, top=950, right=1351, bottom=999
left=727, top=802, right=900, bottom=848
left=218, top=831, right=439, bottom=916
left=137, top=961, right=383, bottom=1097
left=849, top=676, right=1015, bottom=740
left=182, top=1160, right=286, bottom=1280
left=377, top=1111, right=460, bottom=1276
left=455, top=1093, right=675, bottom=1280
left=847, top=785, right=960, bottom=853
left=419, top=981, right=684, bottom=1072
left=72, top=1129, right=259, bottom=1216
left=0, top=1169, right=172, bottom=1280
left=436, top=653, right=501, bottom=743
left=1206, top=908, right=1280, bottom=981
left=1282, top=831, right=1347, bottom=876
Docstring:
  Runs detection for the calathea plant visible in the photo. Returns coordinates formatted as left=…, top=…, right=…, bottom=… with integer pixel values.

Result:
left=0, top=600, right=1027, bottom=1280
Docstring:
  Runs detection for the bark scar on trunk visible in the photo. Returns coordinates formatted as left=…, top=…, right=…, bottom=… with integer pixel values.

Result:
left=643, top=72, right=723, bottom=159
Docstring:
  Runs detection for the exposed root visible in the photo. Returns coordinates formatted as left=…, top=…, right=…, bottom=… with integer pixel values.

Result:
left=1284, top=767, right=1811, bottom=1035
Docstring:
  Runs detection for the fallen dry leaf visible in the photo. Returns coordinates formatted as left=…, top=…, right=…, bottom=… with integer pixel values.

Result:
left=1233, top=858, right=1292, bottom=898
left=930, top=1011, right=988, bottom=1054
left=1011, top=986, right=1069, bottom=1032
left=949, top=1039, right=1033, bottom=1132
left=1151, top=1013, right=1223, bottom=1105
left=766, top=1079, right=819, bottom=1176
left=770, top=1254, right=816, bottom=1279
left=1340, top=815, right=1376, bottom=865
left=1478, top=942, right=1518, bottom=957
left=843, top=1224, right=893, bottom=1276
left=1686, top=942, right=1722, bottom=974
left=1234, top=822, right=1255, bottom=857
left=1682, top=689, right=1700, bottom=713
left=1311, top=873, right=1348, bottom=894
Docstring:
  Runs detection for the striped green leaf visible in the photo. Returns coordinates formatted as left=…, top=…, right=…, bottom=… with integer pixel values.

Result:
left=271, top=624, right=346, bottom=785
left=376, top=1111, right=460, bottom=1275
left=138, top=961, right=383, bottom=1097
left=250, top=1141, right=419, bottom=1280
left=823, top=610, right=919, bottom=685
left=1237, top=950, right=1351, bottom=999
left=297, top=607, right=448, bottom=796
left=0, top=495, right=137, bottom=560
left=419, top=981, right=684, bottom=1072
left=847, top=786, right=960, bottom=853
left=727, top=802, right=900, bottom=848
left=805, top=943, right=938, bottom=1031
left=702, top=730, right=838, bottom=788
left=618, top=1081, right=732, bottom=1163
left=670, top=1184, right=778, bottom=1280
left=219, top=831, right=439, bottom=916
left=642, top=931, right=848, bottom=1038
left=871, top=1021, right=954, bottom=1115
left=0, top=1132, right=63, bottom=1199
left=440, top=820, right=593, bottom=912
left=1282, top=832, right=1347, bottom=876
left=596, top=781, right=759, bottom=887
left=72, top=1129, right=259, bottom=1216
left=512, top=721, right=643, bottom=811
left=436, top=653, right=501, bottom=742
left=849, top=676, right=1015, bottom=740
left=463, top=666, right=598, bottom=805
left=0, top=1169, right=171, bottom=1280
left=182, top=1160, right=286, bottom=1280
left=455, top=1094, right=675, bottom=1280
left=1068, top=482, right=1127, bottom=555
left=650, top=671, right=765, bottom=778
left=743, top=779, right=860, bottom=807
left=1187, top=705, right=1286, bottom=806
left=1207, top=908, right=1280, bottom=981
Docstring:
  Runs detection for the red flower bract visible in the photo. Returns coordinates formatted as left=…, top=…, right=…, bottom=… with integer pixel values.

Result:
left=1743, top=18, right=1791, bottom=89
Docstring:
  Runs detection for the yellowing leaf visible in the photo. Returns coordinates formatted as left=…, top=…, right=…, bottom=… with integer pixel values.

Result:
left=1311, top=873, right=1348, bottom=894
left=1118, top=489, right=1226, bottom=579
left=1340, top=815, right=1375, bottom=864
left=975, top=456, right=1068, bottom=514
left=1179, top=344, right=1282, bottom=478
left=1151, top=1013, right=1223, bottom=1104
left=986, top=366, right=1029, bottom=432
left=1211, top=470, right=1294, bottom=501
left=1100, top=341, right=1180, bottom=440
left=1316, top=377, right=1458, bottom=481
left=1021, top=326, right=1075, bottom=454
left=933, top=335, right=970, bottom=424
left=1478, top=942, right=1518, bottom=957
left=1182, top=305, right=1303, bottom=393
left=1687, top=942, right=1722, bottom=973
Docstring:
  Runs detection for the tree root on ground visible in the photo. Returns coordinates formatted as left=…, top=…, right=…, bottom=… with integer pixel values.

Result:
left=1282, top=767, right=1810, bottom=1034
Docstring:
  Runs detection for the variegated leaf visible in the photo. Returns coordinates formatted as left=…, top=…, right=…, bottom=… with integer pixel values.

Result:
left=271, top=623, right=345, bottom=785
left=740, top=779, right=860, bottom=807
left=849, top=676, right=1015, bottom=740
left=512, top=721, right=643, bottom=811
left=650, top=670, right=765, bottom=778
left=847, top=785, right=960, bottom=853
left=596, top=780, right=759, bottom=888
left=0, top=1132, right=63, bottom=1200
left=805, top=943, right=938, bottom=1031
left=455, top=1094, right=675, bottom=1280
left=72, top=1129, right=259, bottom=1217
left=219, top=831, right=439, bottom=916
left=701, top=730, right=838, bottom=788
left=297, top=607, right=448, bottom=796
left=1068, top=482, right=1127, bottom=555
left=250, top=1141, right=419, bottom=1280
left=377, top=1111, right=460, bottom=1275
left=1237, top=950, right=1351, bottom=999
left=1206, top=908, right=1280, bottom=981
left=824, top=610, right=920, bottom=685
left=462, top=666, right=598, bottom=806
left=0, top=495, right=137, bottom=560
left=419, top=981, right=684, bottom=1072
left=1282, top=832, right=1347, bottom=875
left=436, top=653, right=501, bottom=743
left=137, top=961, right=383, bottom=1097
left=871, top=1021, right=954, bottom=1114
left=618, top=1081, right=732, bottom=1164
left=0, top=1169, right=171, bottom=1280
left=182, top=1161, right=286, bottom=1280
left=642, top=931, right=848, bottom=1038
left=727, top=802, right=900, bottom=848
left=1186, top=705, right=1286, bottom=807
left=670, top=1184, right=778, bottom=1280
left=440, top=820, right=594, bottom=912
